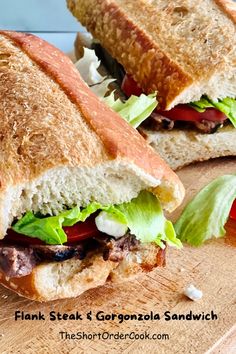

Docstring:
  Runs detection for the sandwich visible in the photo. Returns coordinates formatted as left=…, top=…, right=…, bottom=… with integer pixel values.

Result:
left=0, top=31, right=184, bottom=301
left=68, top=0, right=236, bottom=170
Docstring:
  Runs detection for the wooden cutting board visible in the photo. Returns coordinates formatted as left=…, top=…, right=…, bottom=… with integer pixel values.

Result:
left=0, top=158, right=235, bottom=354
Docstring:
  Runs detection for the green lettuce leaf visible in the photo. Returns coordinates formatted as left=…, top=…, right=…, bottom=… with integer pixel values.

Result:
left=104, top=92, right=158, bottom=128
left=12, top=203, right=125, bottom=245
left=76, top=48, right=157, bottom=128
left=12, top=191, right=180, bottom=248
left=12, top=211, right=68, bottom=245
left=117, top=191, right=182, bottom=249
left=190, top=96, right=236, bottom=127
left=175, top=175, right=236, bottom=246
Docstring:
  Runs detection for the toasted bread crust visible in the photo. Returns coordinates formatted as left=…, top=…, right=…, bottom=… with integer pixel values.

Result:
left=214, top=0, right=236, bottom=22
left=0, top=243, right=165, bottom=301
left=68, top=0, right=236, bottom=108
left=0, top=31, right=184, bottom=210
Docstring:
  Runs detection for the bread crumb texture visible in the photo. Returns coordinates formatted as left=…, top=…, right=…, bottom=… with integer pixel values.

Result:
left=141, top=125, right=236, bottom=170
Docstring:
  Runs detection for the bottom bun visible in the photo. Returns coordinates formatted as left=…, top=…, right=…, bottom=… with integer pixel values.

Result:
left=0, top=242, right=165, bottom=302
left=140, top=125, right=236, bottom=170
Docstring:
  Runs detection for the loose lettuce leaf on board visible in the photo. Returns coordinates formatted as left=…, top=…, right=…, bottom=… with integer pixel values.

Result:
left=175, top=175, right=236, bottom=246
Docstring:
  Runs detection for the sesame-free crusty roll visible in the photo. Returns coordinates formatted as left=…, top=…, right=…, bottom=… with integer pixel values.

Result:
left=0, top=31, right=184, bottom=301
left=0, top=30, right=184, bottom=237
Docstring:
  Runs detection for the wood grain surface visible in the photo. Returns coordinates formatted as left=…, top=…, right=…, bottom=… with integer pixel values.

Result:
left=0, top=157, right=235, bottom=354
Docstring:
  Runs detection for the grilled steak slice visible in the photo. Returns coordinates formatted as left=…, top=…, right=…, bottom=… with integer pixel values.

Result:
left=0, top=244, right=86, bottom=278
left=0, top=234, right=164, bottom=278
left=103, top=234, right=140, bottom=262
left=142, top=113, right=174, bottom=131
left=103, top=234, right=166, bottom=267
left=0, top=247, right=37, bottom=278
left=142, top=113, right=223, bottom=134
left=32, top=245, right=85, bottom=262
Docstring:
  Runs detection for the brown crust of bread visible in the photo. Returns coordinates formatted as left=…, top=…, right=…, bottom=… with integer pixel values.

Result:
left=214, top=0, right=236, bottom=23
left=67, top=0, right=193, bottom=109
left=0, top=271, right=38, bottom=300
left=0, top=31, right=184, bottom=209
left=68, top=0, right=235, bottom=109
left=0, top=244, right=166, bottom=302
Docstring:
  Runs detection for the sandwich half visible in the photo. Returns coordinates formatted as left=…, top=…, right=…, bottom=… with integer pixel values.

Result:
left=0, top=31, right=184, bottom=301
left=68, top=0, right=236, bottom=169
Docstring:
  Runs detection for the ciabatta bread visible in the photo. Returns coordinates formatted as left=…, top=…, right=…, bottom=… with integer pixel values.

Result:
left=68, top=0, right=236, bottom=110
left=0, top=31, right=184, bottom=301
left=0, top=31, right=184, bottom=240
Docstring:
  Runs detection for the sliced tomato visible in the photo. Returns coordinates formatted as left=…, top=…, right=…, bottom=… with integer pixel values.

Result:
left=121, top=74, right=227, bottom=123
left=230, top=200, right=236, bottom=220
left=4, top=229, right=45, bottom=245
left=63, top=216, right=101, bottom=243
left=121, top=74, right=143, bottom=97
left=4, top=216, right=100, bottom=245
left=158, top=105, right=227, bottom=123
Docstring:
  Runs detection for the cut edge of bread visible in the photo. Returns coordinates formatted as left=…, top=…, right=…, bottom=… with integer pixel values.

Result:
left=140, top=125, right=236, bottom=170
left=0, top=158, right=184, bottom=240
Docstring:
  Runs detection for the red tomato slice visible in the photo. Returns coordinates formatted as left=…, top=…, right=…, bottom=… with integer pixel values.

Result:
left=121, top=74, right=143, bottom=97
left=5, top=229, right=45, bottom=245
left=4, top=216, right=100, bottom=245
left=63, top=216, right=101, bottom=243
left=158, top=105, right=227, bottom=123
left=230, top=200, right=236, bottom=220
left=121, top=74, right=227, bottom=123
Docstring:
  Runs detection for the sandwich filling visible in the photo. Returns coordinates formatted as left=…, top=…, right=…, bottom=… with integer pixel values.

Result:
left=123, top=74, right=236, bottom=134
left=0, top=191, right=181, bottom=278
left=92, top=44, right=236, bottom=134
